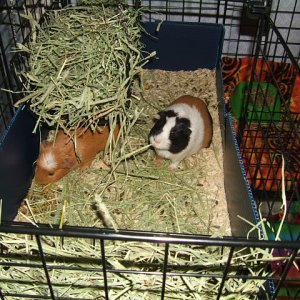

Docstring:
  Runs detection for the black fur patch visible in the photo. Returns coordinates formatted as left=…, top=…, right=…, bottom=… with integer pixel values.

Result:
left=169, top=117, right=191, bottom=153
left=149, top=110, right=177, bottom=137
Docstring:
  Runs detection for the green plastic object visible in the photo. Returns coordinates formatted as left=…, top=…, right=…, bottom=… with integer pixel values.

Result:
left=231, top=81, right=281, bottom=122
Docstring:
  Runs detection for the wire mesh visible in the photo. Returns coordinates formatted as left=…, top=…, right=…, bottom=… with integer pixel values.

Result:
left=0, top=0, right=63, bottom=136
left=0, top=222, right=300, bottom=300
left=0, top=0, right=299, bottom=135
left=0, top=1, right=300, bottom=299
left=235, top=13, right=300, bottom=235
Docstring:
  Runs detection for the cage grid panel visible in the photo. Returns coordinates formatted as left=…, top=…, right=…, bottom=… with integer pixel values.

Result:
left=0, top=0, right=300, bottom=299
left=1, top=223, right=300, bottom=299
left=1, top=0, right=299, bottom=134
left=0, top=0, right=61, bottom=136
left=235, top=12, right=300, bottom=232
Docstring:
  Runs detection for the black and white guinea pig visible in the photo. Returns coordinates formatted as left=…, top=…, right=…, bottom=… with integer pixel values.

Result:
left=149, top=95, right=213, bottom=170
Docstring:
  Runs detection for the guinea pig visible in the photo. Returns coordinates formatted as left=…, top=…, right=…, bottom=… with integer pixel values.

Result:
left=35, top=124, right=120, bottom=184
left=149, top=95, right=213, bottom=170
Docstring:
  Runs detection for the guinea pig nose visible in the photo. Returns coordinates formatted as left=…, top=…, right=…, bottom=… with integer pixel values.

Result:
left=154, top=137, right=161, bottom=144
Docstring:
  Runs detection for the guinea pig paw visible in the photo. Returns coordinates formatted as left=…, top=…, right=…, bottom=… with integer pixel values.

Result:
left=169, top=163, right=178, bottom=171
left=154, top=156, right=162, bottom=167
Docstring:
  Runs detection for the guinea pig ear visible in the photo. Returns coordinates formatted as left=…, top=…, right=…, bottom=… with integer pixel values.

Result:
left=63, top=156, right=76, bottom=169
left=153, top=113, right=161, bottom=120
left=153, top=111, right=167, bottom=121
left=40, top=140, right=51, bottom=150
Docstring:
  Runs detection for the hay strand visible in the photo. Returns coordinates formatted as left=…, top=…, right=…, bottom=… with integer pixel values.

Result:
left=15, top=5, right=155, bottom=134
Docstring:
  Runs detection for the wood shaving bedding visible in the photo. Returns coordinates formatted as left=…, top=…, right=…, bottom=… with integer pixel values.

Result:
left=17, top=68, right=231, bottom=236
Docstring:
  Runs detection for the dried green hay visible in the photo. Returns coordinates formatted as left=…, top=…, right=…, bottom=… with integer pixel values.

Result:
left=0, top=68, right=277, bottom=299
left=15, top=5, right=154, bottom=134
left=77, top=0, right=124, bottom=5
left=17, top=68, right=230, bottom=236
left=0, top=232, right=274, bottom=299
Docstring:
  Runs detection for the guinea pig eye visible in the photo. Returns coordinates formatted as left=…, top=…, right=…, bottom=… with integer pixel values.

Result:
left=48, top=172, right=54, bottom=176
left=170, top=130, right=178, bottom=139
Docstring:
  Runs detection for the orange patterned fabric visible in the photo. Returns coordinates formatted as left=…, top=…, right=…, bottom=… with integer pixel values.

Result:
left=222, top=57, right=300, bottom=192
left=222, top=56, right=300, bottom=112
left=240, top=126, right=300, bottom=191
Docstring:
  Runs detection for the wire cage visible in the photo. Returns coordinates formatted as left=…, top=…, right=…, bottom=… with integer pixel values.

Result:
left=234, top=14, right=300, bottom=233
left=0, top=0, right=300, bottom=299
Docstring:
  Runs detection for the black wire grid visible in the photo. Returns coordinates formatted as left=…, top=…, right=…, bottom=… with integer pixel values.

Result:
left=236, top=12, right=300, bottom=233
left=0, top=0, right=300, bottom=299
left=1, top=222, right=300, bottom=300
left=0, top=0, right=299, bottom=134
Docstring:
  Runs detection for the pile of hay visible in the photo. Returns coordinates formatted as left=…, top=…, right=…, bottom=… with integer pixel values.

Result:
left=0, top=2, right=277, bottom=298
left=0, top=233, right=273, bottom=299
left=15, top=5, right=154, bottom=133
left=17, top=68, right=230, bottom=236
left=2, top=68, right=275, bottom=299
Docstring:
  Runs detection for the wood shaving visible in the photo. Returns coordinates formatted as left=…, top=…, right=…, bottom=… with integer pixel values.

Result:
left=17, top=68, right=231, bottom=236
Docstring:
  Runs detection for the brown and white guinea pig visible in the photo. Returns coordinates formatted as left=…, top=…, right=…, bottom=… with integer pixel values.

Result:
left=35, top=124, right=120, bottom=185
left=149, top=95, right=213, bottom=170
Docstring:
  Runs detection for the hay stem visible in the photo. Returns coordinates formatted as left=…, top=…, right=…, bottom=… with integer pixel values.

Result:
left=274, top=155, right=287, bottom=241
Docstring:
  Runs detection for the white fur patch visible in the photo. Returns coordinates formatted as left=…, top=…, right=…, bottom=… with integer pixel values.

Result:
left=41, top=152, right=57, bottom=170
left=151, top=102, right=206, bottom=168
left=150, top=117, right=175, bottom=151
left=169, top=103, right=205, bottom=154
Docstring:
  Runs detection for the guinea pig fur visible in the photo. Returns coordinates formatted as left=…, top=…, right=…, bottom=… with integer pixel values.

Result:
left=35, top=125, right=119, bottom=185
left=149, top=95, right=213, bottom=170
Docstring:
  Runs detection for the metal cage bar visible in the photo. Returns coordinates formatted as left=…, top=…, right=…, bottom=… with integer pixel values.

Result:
left=216, top=246, right=234, bottom=300
left=236, top=10, right=300, bottom=230
left=0, top=1, right=300, bottom=299
left=36, top=235, right=56, bottom=300
left=0, top=222, right=300, bottom=299
left=100, top=239, right=109, bottom=300
left=0, top=0, right=299, bottom=135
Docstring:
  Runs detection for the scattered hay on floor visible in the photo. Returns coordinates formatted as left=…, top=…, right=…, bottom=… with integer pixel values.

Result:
left=1, top=68, right=275, bottom=299
left=17, top=68, right=230, bottom=237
